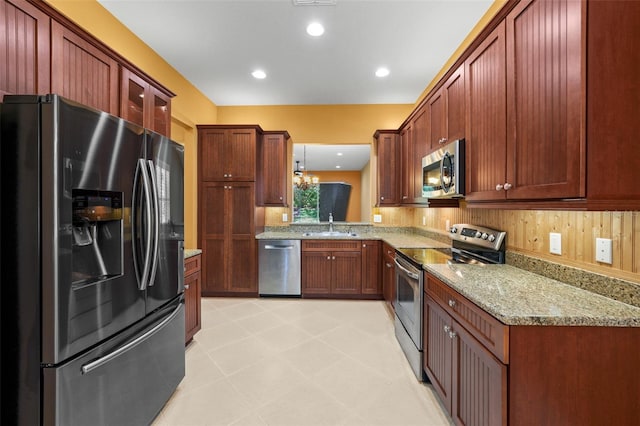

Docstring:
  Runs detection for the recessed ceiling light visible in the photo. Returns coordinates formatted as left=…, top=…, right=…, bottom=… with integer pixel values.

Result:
left=252, top=70, right=267, bottom=79
left=375, top=67, right=390, bottom=78
left=336, top=165, right=341, bottom=169
left=337, top=152, right=343, bottom=156
left=307, top=22, right=325, bottom=37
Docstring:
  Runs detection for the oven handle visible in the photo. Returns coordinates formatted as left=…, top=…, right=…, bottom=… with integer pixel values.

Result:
left=393, top=258, right=420, bottom=280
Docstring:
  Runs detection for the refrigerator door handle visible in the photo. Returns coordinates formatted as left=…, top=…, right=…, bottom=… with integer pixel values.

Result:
left=146, top=160, right=160, bottom=286
left=81, top=302, right=183, bottom=374
left=132, top=160, right=143, bottom=290
left=138, top=158, right=154, bottom=290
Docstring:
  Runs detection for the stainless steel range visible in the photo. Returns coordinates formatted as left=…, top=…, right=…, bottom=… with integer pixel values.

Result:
left=394, top=224, right=507, bottom=380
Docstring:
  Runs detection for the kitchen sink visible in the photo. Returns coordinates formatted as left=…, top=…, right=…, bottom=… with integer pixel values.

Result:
left=302, top=231, right=359, bottom=237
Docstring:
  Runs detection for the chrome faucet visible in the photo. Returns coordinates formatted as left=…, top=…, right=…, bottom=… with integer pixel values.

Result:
left=328, top=212, right=334, bottom=233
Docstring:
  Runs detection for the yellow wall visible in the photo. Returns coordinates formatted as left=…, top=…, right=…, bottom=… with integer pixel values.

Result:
left=44, top=0, right=218, bottom=249
left=217, top=104, right=412, bottom=144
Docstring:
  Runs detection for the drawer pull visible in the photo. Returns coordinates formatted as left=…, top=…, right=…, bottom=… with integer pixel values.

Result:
left=448, top=299, right=456, bottom=308
left=444, top=325, right=451, bottom=333
left=448, top=331, right=457, bottom=339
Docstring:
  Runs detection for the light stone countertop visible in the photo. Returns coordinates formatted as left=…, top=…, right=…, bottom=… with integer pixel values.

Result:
left=425, top=263, right=640, bottom=327
left=184, top=249, right=202, bottom=259
left=255, top=230, right=449, bottom=250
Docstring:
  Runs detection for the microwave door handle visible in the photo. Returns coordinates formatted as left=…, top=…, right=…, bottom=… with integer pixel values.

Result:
left=440, top=155, right=447, bottom=193
left=146, top=160, right=160, bottom=287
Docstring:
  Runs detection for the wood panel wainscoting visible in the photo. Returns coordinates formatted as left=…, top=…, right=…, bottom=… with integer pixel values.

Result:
left=408, top=207, right=640, bottom=283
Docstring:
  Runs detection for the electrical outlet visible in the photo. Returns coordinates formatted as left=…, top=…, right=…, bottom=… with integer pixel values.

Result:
left=282, top=213, right=288, bottom=222
left=445, top=219, right=450, bottom=231
left=373, top=214, right=382, bottom=223
left=422, top=216, right=426, bottom=226
left=549, top=233, right=562, bottom=255
left=595, top=238, right=612, bottom=264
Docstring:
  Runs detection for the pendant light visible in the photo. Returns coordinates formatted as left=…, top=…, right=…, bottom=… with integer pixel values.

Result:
left=293, top=145, right=319, bottom=190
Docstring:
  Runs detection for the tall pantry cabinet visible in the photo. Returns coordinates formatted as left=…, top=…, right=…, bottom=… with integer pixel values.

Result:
left=198, top=125, right=265, bottom=296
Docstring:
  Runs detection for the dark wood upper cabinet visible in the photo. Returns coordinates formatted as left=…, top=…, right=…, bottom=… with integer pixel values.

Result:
left=464, top=22, right=508, bottom=202
left=374, top=130, right=400, bottom=206
left=586, top=0, right=640, bottom=209
left=427, top=64, right=465, bottom=154
left=198, top=125, right=258, bottom=182
left=50, top=20, right=119, bottom=115
left=505, top=0, right=585, bottom=200
left=1, top=0, right=50, bottom=99
left=427, top=90, right=445, bottom=152
left=400, top=124, right=413, bottom=203
left=443, top=65, right=465, bottom=143
left=410, top=105, right=429, bottom=203
left=120, top=67, right=172, bottom=136
left=257, top=131, right=290, bottom=206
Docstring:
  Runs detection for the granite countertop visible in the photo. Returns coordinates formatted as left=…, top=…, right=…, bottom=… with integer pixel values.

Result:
left=184, top=249, right=202, bottom=259
left=255, top=230, right=449, bottom=250
left=425, top=263, right=640, bottom=327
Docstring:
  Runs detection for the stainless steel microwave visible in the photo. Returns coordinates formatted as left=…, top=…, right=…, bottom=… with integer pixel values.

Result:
left=422, top=139, right=465, bottom=199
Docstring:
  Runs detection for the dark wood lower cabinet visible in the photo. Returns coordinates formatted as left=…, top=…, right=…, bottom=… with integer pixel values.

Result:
left=301, top=240, right=365, bottom=298
left=424, top=273, right=640, bottom=426
left=382, top=242, right=396, bottom=309
left=361, top=240, right=382, bottom=298
left=184, top=254, right=201, bottom=344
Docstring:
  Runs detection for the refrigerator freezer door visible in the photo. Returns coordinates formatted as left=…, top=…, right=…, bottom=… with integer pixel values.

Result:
left=40, top=96, right=147, bottom=364
left=145, top=130, right=185, bottom=313
left=42, top=300, right=185, bottom=426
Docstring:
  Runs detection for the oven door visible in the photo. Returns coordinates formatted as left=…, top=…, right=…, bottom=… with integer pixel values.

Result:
left=394, top=255, right=423, bottom=348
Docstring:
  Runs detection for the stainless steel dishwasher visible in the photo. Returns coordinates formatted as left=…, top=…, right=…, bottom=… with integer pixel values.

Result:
left=258, top=240, right=301, bottom=296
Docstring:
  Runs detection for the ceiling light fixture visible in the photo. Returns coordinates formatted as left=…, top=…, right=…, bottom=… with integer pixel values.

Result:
left=252, top=70, right=267, bottom=79
left=375, top=67, right=390, bottom=77
left=306, top=22, right=325, bottom=37
left=337, top=152, right=343, bottom=156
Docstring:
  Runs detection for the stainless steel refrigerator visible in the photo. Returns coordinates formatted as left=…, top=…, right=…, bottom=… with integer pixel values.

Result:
left=0, top=95, right=185, bottom=425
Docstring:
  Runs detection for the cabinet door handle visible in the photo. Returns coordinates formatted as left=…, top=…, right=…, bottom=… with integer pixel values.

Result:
left=223, top=174, right=228, bottom=178
left=448, top=299, right=456, bottom=308
left=439, top=137, right=448, bottom=144
left=386, top=263, right=392, bottom=268
left=228, top=174, right=232, bottom=178
left=327, top=256, right=331, bottom=260
left=380, top=196, right=385, bottom=200
left=448, top=331, right=457, bottom=339
left=444, top=325, right=451, bottom=333
left=504, top=182, right=512, bottom=190
left=332, top=256, right=335, bottom=260
left=495, top=184, right=504, bottom=191
left=362, top=244, right=367, bottom=248
left=184, top=284, right=190, bottom=290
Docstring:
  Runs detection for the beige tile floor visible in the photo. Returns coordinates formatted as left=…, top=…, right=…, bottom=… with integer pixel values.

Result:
left=153, top=297, right=453, bottom=426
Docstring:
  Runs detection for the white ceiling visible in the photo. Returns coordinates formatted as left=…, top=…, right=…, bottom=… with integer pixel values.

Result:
left=293, top=144, right=371, bottom=171
left=98, top=0, right=493, bottom=106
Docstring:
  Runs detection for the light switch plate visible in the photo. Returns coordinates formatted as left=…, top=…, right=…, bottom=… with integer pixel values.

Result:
left=549, top=233, right=562, bottom=255
left=373, top=214, right=382, bottom=223
left=595, top=238, right=613, bottom=264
